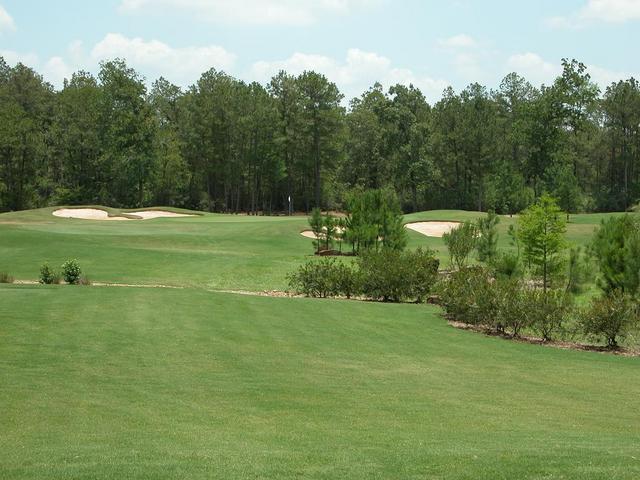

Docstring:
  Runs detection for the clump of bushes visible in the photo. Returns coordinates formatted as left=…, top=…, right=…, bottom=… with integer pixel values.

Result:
left=288, top=248, right=439, bottom=303
left=438, top=266, right=574, bottom=341
left=39, top=260, right=83, bottom=285
left=0, top=272, right=14, bottom=283
left=288, top=258, right=358, bottom=298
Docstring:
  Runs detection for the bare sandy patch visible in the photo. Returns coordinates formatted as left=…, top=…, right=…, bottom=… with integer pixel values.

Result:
left=300, top=227, right=345, bottom=240
left=53, top=208, right=196, bottom=221
left=128, top=210, right=195, bottom=219
left=405, top=221, right=461, bottom=238
left=52, top=208, right=131, bottom=221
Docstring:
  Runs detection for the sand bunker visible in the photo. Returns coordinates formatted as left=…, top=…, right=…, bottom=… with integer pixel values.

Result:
left=53, top=209, right=131, bottom=221
left=129, top=210, right=195, bottom=219
left=300, top=227, right=345, bottom=240
left=405, top=221, right=461, bottom=238
left=53, top=208, right=195, bottom=221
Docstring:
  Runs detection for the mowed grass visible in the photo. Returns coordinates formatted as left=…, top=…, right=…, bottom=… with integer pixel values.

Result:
left=1, top=284, right=639, bottom=480
left=0, top=207, right=620, bottom=290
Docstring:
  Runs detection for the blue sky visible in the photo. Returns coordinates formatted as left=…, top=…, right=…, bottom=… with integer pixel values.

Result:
left=1, top=0, right=639, bottom=101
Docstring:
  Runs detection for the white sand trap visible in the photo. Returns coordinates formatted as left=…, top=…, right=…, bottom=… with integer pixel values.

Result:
left=53, top=208, right=196, bottom=221
left=300, top=226, right=345, bottom=240
left=129, top=210, right=195, bottom=219
left=405, top=221, right=461, bottom=238
left=53, top=208, right=131, bottom=221
left=300, top=230, right=319, bottom=239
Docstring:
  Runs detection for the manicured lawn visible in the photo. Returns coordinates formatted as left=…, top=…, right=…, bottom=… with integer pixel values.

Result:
left=1, top=284, right=639, bottom=479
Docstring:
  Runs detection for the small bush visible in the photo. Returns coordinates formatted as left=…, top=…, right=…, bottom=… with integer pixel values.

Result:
left=288, top=258, right=341, bottom=298
left=476, top=211, right=500, bottom=263
left=528, top=289, right=571, bottom=342
left=332, top=262, right=360, bottom=299
left=39, top=263, right=59, bottom=285
left=61, top=259, right=82, bottom=285
left=495, top=279, right=531, bottom=336
left=439, top=266, right=496, bottom=326
left=443, top=221, right=478, bottom=270
left=79, top=275, right=92, bottom=286
left=358, top=250, right=406, bottom=302
left=492, top=251, right=522, bottom=280
left=358, top=248, right=439, bottom=303
left=579, top=291, right=638, bottom=348
left=0, top=272, right=14, bottom=283
left=407, top=248, right=440, bottom=303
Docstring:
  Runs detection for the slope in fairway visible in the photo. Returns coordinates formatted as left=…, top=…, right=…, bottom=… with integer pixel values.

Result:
left=1, top=284, right=639, bottom=479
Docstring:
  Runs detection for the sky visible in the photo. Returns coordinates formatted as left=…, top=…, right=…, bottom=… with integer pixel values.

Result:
left=0, top=0, right=639, bottom=102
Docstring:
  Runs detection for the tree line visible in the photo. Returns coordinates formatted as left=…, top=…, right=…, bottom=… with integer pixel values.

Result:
left=1, top=56, right=639, bottom=214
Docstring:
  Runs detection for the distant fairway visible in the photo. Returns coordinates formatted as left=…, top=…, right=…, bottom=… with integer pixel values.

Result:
left=1, top=207, right=638, bottom=479
left=0, top=207, right=616, bottom=291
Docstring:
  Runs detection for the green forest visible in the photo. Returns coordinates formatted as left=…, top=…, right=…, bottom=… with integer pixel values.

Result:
left=1, top=56, right=638, bottom=214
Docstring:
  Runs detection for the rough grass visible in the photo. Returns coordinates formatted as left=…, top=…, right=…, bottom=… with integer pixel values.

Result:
left=1, top=284, right=639, bottom=480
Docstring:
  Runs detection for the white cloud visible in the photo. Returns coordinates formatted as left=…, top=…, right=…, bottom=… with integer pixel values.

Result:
left=0, top=4, right=15, bottom=33
left=43, top=57, right=73, bottom=87
left=90, top=33, right=236, bottom=85
left=251, top=48, right=448, bottom=101
left=436, top=34, right=493, bottom=82
left=506, top=53, right=562, bottom=86
left=506, top=52, right=638, bottom=89
left=437, top=34, right=477, bottom=49
left=548, top=0, right=640, bottom=28
left=0, top=49, right=38, bottom=67
left=119, top=0, right=379, bottom=25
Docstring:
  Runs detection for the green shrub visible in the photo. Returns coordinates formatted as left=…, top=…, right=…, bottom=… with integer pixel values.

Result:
left=289, top=248, right=438, bottom=303
left=579, top=291, right=638, bottom=348
left=0, top=272, right=14, bottom=283
left=61, top=259, right=82, bottom=285
left=407, top=248, right=440, bottom=303
left=358, top=248, right=438, bottom=303
left=476, top=211, right=500, bottom=263
left=528, top=289, right=571, bottom=342
left=495, top=279, right=531, bottom=336
left=438, top=266, right=496, bottom=326
left=589, top=215, right=640, bottom=295
left=332, top=262, right=360, bottom=299
left=288, top=259, right=341, bottom=298
left=443, top=221, right=478, bottom=270
left=493, top=251, right=522, bottom=280
left=39, top=263, right=59, bottom=285
left=440, top=268, right=572, bottom=341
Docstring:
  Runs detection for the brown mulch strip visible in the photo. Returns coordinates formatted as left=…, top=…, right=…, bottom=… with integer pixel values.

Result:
left=448, top=320, right=640, bottom=357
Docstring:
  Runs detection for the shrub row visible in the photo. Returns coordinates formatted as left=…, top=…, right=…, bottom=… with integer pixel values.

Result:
left=39, top=259, right=89, bottom=285
left=288, top=248, right=439, bottom=303
left=438, top=266, right=639, bottom=347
